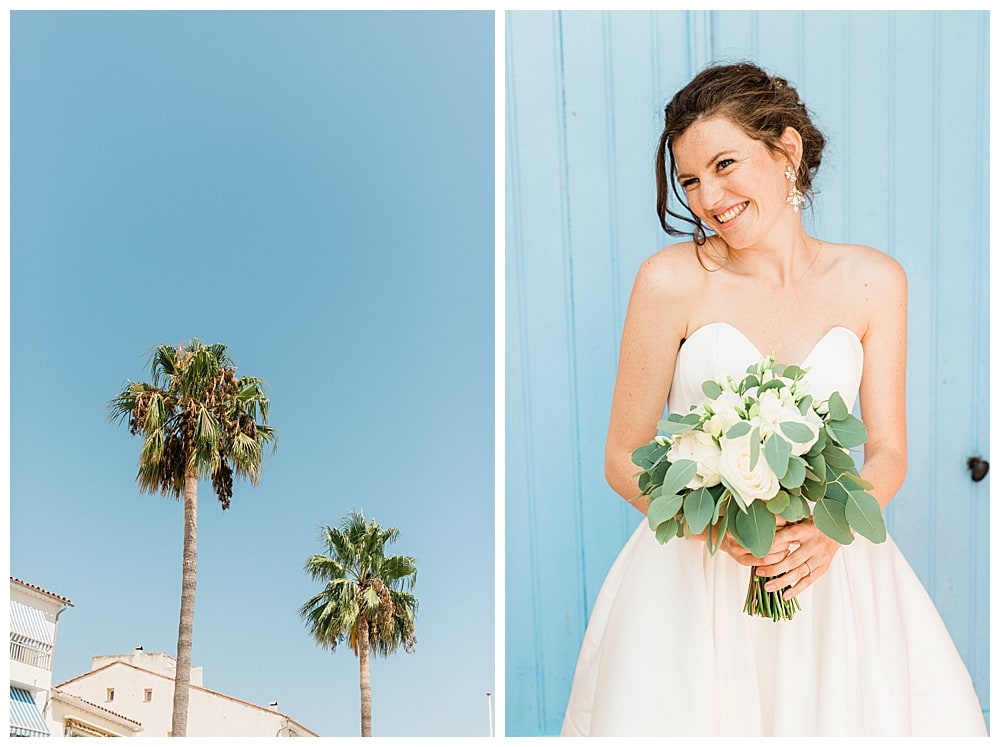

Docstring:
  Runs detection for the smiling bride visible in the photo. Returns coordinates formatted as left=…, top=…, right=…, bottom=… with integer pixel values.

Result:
left=560, top=61, right=987, bottom=738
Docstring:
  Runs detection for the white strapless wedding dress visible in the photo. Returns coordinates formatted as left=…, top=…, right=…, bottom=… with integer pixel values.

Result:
left=561, top=322, right=987, bottom=737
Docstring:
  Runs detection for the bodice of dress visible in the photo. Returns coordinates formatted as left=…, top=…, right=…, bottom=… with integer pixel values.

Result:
left=667, top=322, right=864, bottom=415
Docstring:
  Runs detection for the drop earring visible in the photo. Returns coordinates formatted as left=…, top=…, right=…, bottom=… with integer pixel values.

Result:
left=785, top=165, right=804, bottom=213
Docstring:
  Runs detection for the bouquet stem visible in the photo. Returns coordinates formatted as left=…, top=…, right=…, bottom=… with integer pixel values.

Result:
left=744, top=568, right=801, bottom=621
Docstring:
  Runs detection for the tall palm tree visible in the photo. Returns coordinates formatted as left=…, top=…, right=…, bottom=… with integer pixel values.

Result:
left=300, top=511, right=418, bottom=737
left=107, top=339, right=275, bottom=737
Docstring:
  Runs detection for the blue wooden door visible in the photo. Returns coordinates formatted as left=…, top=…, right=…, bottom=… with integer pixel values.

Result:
left=505, top=10, right=989, bottom=736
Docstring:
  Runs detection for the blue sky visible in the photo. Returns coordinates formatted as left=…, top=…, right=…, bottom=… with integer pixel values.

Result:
left=9, top=10, right=495, bottom=738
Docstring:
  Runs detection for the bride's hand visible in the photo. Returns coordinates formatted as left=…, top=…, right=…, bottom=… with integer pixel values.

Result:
left=753, top=518, right=841, bottom=600
left=715, top=530, right=788, bottom=568
left=712, top=514, right=791, bottom=568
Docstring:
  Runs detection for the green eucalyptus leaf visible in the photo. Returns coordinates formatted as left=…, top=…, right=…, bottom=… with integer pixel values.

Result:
left=780, top=455, right=807, bottom=489
left=684, top=486, right=715, bottom=534
left=631, top=442, right=659, bottom=468
left=676, top=520, right=687, bottom=538
left=802, top=479, right=826, bottom=502
left=712, top=492, right=731, bottom=524
left=828, top=391, right=849, bottom=421
left=764, top=434, right=791, bottom=479
left=782, top=365, right=806, bottom=380
left=661, top=459, right=698, bottom=497
left=823, top=444, right=856, bottom=470
left=739, top=374, right=760, bottom=394
left=825, top=480, right=851, bottom=504
left=708, top=483, right=727, bottom=501
left=708, top=511, right=729, bottom=555
left=766, top=489, right=790, bottom=514
left=726, top=421, right=752, bottom=439
left=780, top=493, right=810, bottom=523
left=805, top=452, right=827, bottom=483
left=797, top=394, right=814, bottom=415
left=647, top=493, right=683, bottom=530
left=827, top=415, right=868, bottom=449
left=648, top=459, right=669, bottom=486
left=654, top=518, right=678, bottom=544
left=842, top=471, right=875, bottom=491
left=780, top=421, right=816, bottom=444
left=807, top=429, right=827, bottom=457
left=702, top=380, right=723, bottom=399
left=813, top=498, right=855, bottom=545
left=721, top=476, right=748, bottom=512
left=659, top=419, right=696, bottom=435
left=845, top=490, right=887, bottom=543
left=758, top=378, right=784, bottom=394
left=750, top=426, right=761, bottom=469
left=732, top=500, right=777, bottom=558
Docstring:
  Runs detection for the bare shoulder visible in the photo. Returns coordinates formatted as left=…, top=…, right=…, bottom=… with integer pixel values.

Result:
left=832, top=242, right=905, bottom=283
left=624, top=241, right=705, bottom=343
left=633, top=241, right=707, bottom=298
left=823, top=242, right=907, bottom=301
left=823, top=243, right=907, bottom=342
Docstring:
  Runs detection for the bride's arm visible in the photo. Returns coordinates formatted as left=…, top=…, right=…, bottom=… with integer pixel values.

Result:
left=604, top=251, right=689, bottom=514
left=760, top=249, right=908, bottom=600
left=855, top=253, right=909, bottom=508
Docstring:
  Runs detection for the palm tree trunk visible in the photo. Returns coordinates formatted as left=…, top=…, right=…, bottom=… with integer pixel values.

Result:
left=171, top=465, right=198, bottom=737
left=359, top=618, right=372, bottom=737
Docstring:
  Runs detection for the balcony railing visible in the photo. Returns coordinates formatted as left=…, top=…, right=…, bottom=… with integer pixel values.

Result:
left=10, top=637, right=53, bottom=671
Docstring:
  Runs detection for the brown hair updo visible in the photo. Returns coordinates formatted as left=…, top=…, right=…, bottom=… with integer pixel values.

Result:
left=654, top=62, right=826, bottom=245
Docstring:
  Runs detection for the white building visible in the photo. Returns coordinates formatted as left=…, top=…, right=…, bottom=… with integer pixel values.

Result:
left=11, top=577, right=140, bottom=738
left=48, top=690, right=142, bottom=737
left=56, top=650, right=318, bottom=737
left=10, top=577, right=72, bottom=737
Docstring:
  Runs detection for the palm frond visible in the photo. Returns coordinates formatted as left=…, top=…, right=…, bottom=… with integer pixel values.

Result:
left=300, top=513, right=418, bottom=659
left=110, top=339, right=275, bottom=506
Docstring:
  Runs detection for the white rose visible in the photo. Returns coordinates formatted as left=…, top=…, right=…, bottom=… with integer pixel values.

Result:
left=667, top=430, right=722, bottom=489
left=705, top=390, right=745, bottom=438
left=755, top=389, right=784, bottom=431
left=778, top=404, right=822, bottom=456
left=719, top=432, right=780, bottom=504
left=756, top=389, right=821, bottom=456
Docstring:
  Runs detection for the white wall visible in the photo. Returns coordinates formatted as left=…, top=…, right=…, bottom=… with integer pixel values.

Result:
left=58, top=660, right=316, bottom=737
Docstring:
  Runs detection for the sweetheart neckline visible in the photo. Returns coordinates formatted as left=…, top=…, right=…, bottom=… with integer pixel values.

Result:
left=682, top=322, right=862, bottom=368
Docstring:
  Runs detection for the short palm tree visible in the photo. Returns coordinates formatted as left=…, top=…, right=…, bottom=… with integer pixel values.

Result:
left=107, top=340, right=275, bottom=737
left=300, top=511, right=418, bottom=737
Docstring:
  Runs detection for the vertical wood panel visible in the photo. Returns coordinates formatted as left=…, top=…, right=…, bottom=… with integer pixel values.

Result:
left=606, top=10, right=691, bottom=555
left=505, top=11, right=577, bottom=734
left=968, top=12, right=990, bottom=719
left=885, top=12, right=937, bottom=583
left=929, top=11, right=990, bottom=714
left=506, top=9, right=989, bottom=735
left=559, top=12, right=622, bottom=615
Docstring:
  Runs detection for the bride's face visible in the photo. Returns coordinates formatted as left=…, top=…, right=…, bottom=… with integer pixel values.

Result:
left=672, top=116, right=793, bottom=250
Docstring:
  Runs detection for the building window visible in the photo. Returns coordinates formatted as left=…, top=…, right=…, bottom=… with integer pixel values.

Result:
left=106, top=688, right=114, bottom=702
left=144, top=689, right=153, bottom=702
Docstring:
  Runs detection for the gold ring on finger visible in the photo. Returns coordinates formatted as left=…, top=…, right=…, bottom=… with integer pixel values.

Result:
left=805, top=560, right=813, bottom=577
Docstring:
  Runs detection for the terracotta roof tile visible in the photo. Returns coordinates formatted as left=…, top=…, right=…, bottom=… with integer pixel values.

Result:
left=52, top=689, right=143, bottom=727
left=10, top=577, right=74, bottom=606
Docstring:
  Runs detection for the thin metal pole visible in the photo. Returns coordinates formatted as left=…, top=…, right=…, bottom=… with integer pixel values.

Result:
left=486, top=692, right=493, bottom=737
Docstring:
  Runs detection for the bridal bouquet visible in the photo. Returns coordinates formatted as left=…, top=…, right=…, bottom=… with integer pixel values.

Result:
left=631, top=355, right=886, bottom=621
